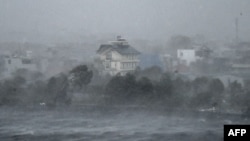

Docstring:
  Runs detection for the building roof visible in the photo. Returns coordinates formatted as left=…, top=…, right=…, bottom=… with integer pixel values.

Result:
left=97, top=42, right=140, bottom=55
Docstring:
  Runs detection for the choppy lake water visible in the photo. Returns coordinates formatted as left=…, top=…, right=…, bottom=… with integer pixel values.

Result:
left=0, top=106, right=248, bottom=141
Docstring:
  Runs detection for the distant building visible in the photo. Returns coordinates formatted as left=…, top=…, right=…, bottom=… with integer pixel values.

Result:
left=3, top=55, right=37, bottom=77
left=161, top=54, right=174, bottom=72
left=96, top=36, right=140, bottom=76
left=231, top=64, right=250, bottom=75
left=177, top=49, right=197, bottom=66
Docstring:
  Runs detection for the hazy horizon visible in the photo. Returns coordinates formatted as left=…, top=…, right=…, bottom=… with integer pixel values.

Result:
left=0, top=0, right=250, bottom=43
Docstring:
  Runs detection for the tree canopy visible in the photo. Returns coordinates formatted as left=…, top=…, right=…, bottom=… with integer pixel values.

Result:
left=69, top=65, right=93, bottom=89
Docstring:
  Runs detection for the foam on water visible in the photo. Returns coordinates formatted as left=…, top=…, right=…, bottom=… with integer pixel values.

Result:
left=0, top=106, right=247, bottom=141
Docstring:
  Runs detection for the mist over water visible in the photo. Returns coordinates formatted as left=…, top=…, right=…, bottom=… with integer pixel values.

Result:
left=1, top=105, right=249, bottom=141
left=1, top=0, right=250, bottom=141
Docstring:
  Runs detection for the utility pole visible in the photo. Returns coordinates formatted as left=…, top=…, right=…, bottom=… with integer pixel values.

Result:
left=235, top=17, right=239, bottom=43
left=235, top=13, right=243, bottom=43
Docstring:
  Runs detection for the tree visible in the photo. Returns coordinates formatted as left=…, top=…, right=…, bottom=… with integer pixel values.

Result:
left=190, top=78, right=225, bottom=108
left=228, top=81, right=243, bottom=95
left=244, top=79, right=250, bottom=92
left=192, top=77, right=209, bottom=95
left=137, top=66, right=163, bottom=81
left=0, top=56, right=5, bottom=77
left=122, top=73, right=137, bottom=97
left=105, top=73, right=147, bottom=104
left=45, top=73, right=71, bottom=107
left=105, top=74, right=137, bottom=97
left=0, top=76, right=26, bottom=106
left=171, top=77, right=191, bottom=107
left=189, top=77, right=210, bottom=108
left=69, top=65, right=93, bottom=90
left=137, top=77, right=154, bottom=95
left=209, top=78, right=224, bottom=94
left=154, top=73, right=173, bottom=102
left=105, top=75, right=124, bottom=96
left=26, top=80, right=47, bottom=105
left=208, top=78, right=225, bottom=107
left=227, top=81, right=244, bottom=109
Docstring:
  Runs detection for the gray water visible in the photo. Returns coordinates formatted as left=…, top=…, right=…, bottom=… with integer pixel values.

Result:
left=0, top=106, right=247, bottom=141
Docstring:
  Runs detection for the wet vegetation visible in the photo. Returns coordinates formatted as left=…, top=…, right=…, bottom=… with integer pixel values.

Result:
left=0, top=65, right=249, bottom=141
left=0, top=65, right=93, bottom=107
left=1, top=1, right=250, bottom=140
left=104, top=70, right=249, bottom=113
left=0, top=65, right=249, bottom=118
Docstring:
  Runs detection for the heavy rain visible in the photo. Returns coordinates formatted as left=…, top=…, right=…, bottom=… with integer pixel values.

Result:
left=0, top=0, right=250, bottom=140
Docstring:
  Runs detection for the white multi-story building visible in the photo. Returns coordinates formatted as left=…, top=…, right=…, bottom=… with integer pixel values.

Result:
left=96, top=36, right=140, bottom=76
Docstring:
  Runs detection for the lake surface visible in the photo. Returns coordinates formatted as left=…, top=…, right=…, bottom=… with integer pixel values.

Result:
left=0, top=106, right=248, bottom=141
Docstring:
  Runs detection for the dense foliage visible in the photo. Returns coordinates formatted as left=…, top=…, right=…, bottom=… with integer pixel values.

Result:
left=69, top=65, right=93, bottom=90
left=104, top=72, right=249, bottom=113
left=0, top=65, right=93, bottom=107
left=0, top=64, right=249, bottom=116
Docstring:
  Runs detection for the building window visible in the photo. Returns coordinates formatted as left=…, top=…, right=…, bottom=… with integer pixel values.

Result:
left=106, top=52, right=112, bottom=60
left=105, top=62, right=110, bottom=69
left=180, top=52, right=183, bottom=57
left=121, top=63, right=128, bottom=69
left=121, top=64, right=122, bottom=69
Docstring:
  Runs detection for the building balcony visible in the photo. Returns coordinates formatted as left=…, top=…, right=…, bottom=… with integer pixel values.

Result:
left=102, top=57, right=139, bottom=62
left=119, top=68, right=135, bottom=71
left=118, top=59, right=140, bottom=62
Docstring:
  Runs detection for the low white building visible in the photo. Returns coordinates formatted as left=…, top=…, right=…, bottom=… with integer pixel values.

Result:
left=3, top=55, right=37, bottom=77
left=177, top=49, right=197, bottom=65
left=96, top=36, right=140, bottom=76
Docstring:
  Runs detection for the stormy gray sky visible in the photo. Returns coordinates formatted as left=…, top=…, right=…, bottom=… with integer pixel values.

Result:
left=0, top=0, right=249, bottom=43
